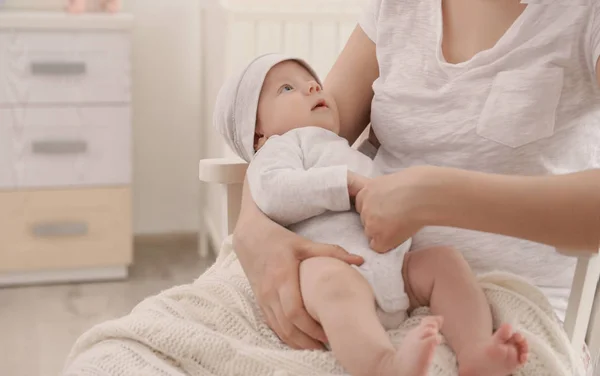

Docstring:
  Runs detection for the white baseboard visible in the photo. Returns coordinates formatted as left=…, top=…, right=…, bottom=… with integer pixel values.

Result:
left=134, top=232, right=198, bottom=249
left=0, top=265, right=128, bottom=287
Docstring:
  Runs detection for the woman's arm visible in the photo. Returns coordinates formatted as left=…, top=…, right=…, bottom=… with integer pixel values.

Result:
left=425, top=27, right=600, bottom=252
left=355, top=45, right=600, bottom=256
left=234, top=176, right=363, bottom=351
left=324, top=25, right=379, bottom=145
left=444, top=61, right=599, bottom=252
left=354, top=166, right=600, bottom=255
left=448, top=63, right=600, bottom=252
left=430, top=168, right=600, bottom=254
left=437, top=56, right=600, bottom=253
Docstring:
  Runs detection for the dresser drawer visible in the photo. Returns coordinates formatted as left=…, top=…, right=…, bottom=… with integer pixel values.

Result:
left=0, top=187, right=132, bottom=272
left=0, top=31, right=130, bottom=105
left=0, top=106, right=131, bottom=189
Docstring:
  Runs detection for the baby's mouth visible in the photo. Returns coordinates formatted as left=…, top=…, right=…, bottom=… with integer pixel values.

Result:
left=312, top=99, right=328, bottom=110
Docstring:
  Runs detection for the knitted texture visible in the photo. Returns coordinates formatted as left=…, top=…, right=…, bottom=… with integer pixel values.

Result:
left=63, top=237, right=590, bottom=376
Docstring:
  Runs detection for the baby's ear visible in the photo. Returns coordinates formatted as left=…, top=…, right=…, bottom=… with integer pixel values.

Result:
left=254, top=132, right=264, bottom=151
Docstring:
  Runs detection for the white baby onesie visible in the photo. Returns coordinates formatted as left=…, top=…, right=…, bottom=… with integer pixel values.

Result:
left=247, top=126, right=412, bottom=327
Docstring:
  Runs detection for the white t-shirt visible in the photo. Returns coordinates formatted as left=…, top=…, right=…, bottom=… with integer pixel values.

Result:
left=359, top=0, right=600, bottom=320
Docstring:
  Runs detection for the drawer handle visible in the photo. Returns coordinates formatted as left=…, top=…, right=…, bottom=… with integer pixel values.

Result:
left=30, top=62, right=87, bottom=76
left=31, top=221, right=89, bottom=237
left=32, top=140, right=88, bottom=155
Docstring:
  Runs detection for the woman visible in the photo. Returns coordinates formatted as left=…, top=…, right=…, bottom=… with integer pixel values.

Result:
left=232, top=0, right=600, bottom=351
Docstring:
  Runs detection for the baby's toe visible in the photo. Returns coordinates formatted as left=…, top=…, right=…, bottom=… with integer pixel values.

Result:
left=511, top=333, right=528, bottom=351
left=512, top=332, right=524, bottom=344
left=423, top=327, right=438, bottom=337
left=494, top=323, right=513, bottom=343
left=519, top=351, right=528, bottom=365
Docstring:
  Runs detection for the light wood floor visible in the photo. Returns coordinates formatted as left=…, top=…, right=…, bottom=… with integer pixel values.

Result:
left=0, top=241, right=215, bottom=376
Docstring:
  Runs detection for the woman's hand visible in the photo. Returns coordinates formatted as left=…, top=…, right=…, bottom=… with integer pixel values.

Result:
left=234, top=204, right=364, bottom=350
left=347, top=170, right=370, bottom=199
left=353, top=166, right=449, bottom=253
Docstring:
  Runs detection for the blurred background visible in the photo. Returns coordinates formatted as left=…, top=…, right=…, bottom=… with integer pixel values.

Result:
left=0, top=0, right=364, bottom=374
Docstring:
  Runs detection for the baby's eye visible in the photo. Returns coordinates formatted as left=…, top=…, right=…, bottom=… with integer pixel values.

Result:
left=281, top=84, right=294, bottom=92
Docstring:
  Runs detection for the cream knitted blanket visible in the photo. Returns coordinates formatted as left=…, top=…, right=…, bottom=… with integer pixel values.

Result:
left=63, top=237, right=587, bottom=376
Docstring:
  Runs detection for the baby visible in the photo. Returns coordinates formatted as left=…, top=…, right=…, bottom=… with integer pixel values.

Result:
left=214, top=53, right=529, bottom=376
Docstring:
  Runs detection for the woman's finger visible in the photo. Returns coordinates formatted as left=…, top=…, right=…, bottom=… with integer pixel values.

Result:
left=357, top=206, right=366, bottom=228
left=363, top=220, right=376, bottom=242
left=370, top=237, right=383, bottom=253
left=279, top=281, right=328, bottom=347
left=355, top=189, right=365, bottom=214
left=348, top=174, right=369, bottom=198
left=262, top=305, right=288, bottom=346
left=372, top=230, right=408, bottom=253
left=271, top=298, right=322, bottom=350
left=271, top=305, right=301, bottom=349
left=371, top=230, right=395, bottom=253
left=295, top=242, right=364, bottom=266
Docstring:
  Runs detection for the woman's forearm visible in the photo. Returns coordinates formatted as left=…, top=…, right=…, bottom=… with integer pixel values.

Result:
left=233, top=177, right=274, bottom=250
left=428, top=168, right=600, bottom=254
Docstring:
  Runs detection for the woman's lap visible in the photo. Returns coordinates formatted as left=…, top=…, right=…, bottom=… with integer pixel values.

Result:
left=63, top=246, right=594, bottom=375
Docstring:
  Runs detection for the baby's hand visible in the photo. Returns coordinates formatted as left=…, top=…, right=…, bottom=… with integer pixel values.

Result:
left=348, top=171, right=369, bottom=200
left=255, top=136, right=268, bottom=151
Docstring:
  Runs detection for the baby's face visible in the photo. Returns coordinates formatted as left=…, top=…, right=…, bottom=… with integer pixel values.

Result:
left=255, top=61, right=340, bottom=149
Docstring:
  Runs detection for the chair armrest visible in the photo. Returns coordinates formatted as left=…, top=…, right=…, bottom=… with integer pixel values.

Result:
left=587, top=276, right=600, bottom=364
left=199, top=158, right=248, bottom=184
left=564, top=252, right=600, bottom=355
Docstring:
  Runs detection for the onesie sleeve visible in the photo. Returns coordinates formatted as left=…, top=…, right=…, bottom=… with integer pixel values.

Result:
left=247, top=135, right=350, bottom=227
left=357, top=0, right=382, bottom=42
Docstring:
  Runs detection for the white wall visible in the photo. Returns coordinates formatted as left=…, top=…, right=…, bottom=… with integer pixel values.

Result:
left=127, top=0, right=201, bottom=235
left=1, top=0, right=202, bottom=235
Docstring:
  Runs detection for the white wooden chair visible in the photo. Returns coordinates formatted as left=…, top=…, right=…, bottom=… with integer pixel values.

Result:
left=199, top=157, right=600, bottom=368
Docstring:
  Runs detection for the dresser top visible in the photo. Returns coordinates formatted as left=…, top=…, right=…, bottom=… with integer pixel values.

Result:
left=0, top=11, right=133, bottom=31
left=216, top=0, right=365, bottom=14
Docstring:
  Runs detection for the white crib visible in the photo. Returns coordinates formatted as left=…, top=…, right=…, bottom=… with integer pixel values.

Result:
left=198, top=0, right=600, bottom=369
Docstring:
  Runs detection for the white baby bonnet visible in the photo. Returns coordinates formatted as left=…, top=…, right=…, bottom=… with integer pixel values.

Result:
left=213, top=53, right=322, bottom=162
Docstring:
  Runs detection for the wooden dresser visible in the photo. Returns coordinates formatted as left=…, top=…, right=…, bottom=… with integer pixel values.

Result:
left=0, top=12, right=134, bottom=285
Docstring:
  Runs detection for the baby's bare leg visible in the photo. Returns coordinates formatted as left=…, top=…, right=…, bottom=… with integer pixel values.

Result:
left=300, top=256, right=440, bottom=376
left=404, top=247, right=528, bottom=376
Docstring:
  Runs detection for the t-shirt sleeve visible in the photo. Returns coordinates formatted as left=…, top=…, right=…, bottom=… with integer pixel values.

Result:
left=358, top=0, right=382, bottom=42
left=590, top=5, right=600, bottom=72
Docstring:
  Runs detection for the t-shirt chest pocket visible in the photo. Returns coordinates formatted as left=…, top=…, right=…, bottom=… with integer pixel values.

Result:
left=477, top=67, right=564, bottom=148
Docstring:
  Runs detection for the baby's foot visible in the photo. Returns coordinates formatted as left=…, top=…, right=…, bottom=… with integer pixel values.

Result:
left=459, top=323, right=529, bottom=376
left=377, top=316, right=443, bottom=376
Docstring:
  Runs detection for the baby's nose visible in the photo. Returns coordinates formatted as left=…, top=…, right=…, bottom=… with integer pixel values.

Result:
left=306, top=80, right=321, bottom=94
